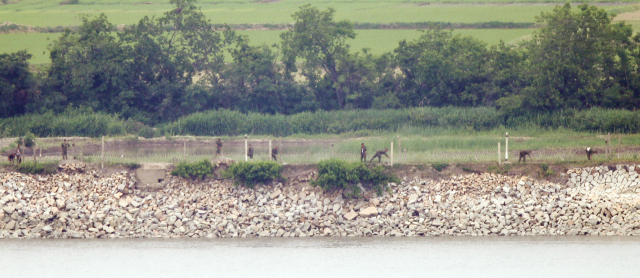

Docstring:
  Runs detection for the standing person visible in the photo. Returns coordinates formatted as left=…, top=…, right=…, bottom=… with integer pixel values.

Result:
left=360, top=143, right=367, bottom=162
left=215, top=138, right=223, bottom=158
left=61, top=139, right=70, bottom=160
left=247, top=144, right=254, bottom=160
left=271, top=146, right=278, bottom=161
left=370, top=148, right=389, bottom=163
left=15, top=143, right=22, bottom=164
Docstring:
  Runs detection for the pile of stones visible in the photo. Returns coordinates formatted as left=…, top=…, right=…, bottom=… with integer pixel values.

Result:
left=1, top=164, right=640, bottom=239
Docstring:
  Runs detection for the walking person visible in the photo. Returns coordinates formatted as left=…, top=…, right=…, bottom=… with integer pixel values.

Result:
left=248, top=144, right=254, bottom=160
left=360, top=143, right=367, bottom=162
left=370, top=148, right=389, bottom=163
left=61, top=139, right=70, bottom=160
left=271, top=146, right=278, bottom=161
left=215, top=138, right=223, bottom=158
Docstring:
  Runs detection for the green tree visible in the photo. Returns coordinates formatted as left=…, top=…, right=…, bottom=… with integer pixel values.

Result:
left=280, top=5, right=356, bottom=109
left=522, top=3, right=634, bottom=112
left=0, top=51, right=34, bottom=118
left=220, top=37, right=314, bottom=114
left=394, top=27, right=490, bottom=107
left=46, top=14, right=130, bottom=115
left=119, top=0, right=234, bottom=122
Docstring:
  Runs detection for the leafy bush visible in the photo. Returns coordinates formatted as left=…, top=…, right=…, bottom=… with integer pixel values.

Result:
left=226, top=161, right=283, bottom=188
left=16, top=161, right=58, bottom=175
left=312, top=159, right=399, bottom=198
left=431, top=163, right=449, bottom=172
left=138, top=126, right=156, bottom=139
left=15, top=132, right=36, bottom=148
left=171, top=159, right=214, bottom=179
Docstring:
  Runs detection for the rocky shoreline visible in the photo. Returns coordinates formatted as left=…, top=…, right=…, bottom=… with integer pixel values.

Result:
left=2, top=164, right=640, bottom=238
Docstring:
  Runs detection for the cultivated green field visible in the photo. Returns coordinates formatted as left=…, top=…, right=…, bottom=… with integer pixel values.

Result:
left=0, top=29, right=533, bottom=64
left=1, top=0, right=636, bottom=27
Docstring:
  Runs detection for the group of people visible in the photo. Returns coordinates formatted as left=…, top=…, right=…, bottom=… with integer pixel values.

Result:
left=360, top=143, right=390, bottom=163
left=214, top=138, right=279, bottom=161
left=517, top=147, right=599, bottom=163
left=214, top=139, right=393, bottom=163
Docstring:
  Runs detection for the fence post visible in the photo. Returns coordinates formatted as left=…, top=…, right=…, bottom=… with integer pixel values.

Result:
left=183, top=141, right=186, bottom=161
left=390, top=142, right=394, bottom=166
left=244, top=134, right=248, bottom=162
left=498, top=142, right=501, bottom=165
left=505, top=132, right=509, bottom=162
left=34, top=143, right=37, bottom=162
left=269, top=140, right=272, bottom=160
left=101, top=136, right=105, bottom=169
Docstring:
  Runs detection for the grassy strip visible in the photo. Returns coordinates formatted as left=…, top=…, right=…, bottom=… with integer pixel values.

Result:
left=3, top=107, right=640, bottom=139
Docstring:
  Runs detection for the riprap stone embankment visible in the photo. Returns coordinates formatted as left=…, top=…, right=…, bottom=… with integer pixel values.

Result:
left=1, top=165, right=640, bottom=238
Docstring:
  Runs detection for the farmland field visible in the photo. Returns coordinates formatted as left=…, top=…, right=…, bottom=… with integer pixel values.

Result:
left=0, top=29, right=533, bottom=64
left=0, top=1, right=638, bottom=27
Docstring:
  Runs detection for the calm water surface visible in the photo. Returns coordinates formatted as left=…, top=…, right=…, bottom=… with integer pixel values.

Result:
left=1, top=237, right=639, bottom=277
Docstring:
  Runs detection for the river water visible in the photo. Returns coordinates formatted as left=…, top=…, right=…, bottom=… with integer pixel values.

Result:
left=1, top=237, right=639, bottom=277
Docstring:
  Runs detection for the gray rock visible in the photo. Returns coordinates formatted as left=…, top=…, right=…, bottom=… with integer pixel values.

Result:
left=359, top=207, right=378, bottom=217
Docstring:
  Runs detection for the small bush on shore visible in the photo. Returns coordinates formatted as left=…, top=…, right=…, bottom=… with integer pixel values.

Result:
left=312, top=159, right=399, bottom=198
left=171, top=159, right=214, bottom=179
left=431, top=162, right=449, bottom=172
left=226, top=161, right=283, bottom=188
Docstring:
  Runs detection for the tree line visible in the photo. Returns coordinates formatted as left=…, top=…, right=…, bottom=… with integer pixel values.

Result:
left=2, top=0, right=640, bottom=126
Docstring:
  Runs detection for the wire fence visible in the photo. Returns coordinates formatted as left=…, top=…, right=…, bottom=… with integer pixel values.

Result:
left=30, top=138, right=635, bottom=166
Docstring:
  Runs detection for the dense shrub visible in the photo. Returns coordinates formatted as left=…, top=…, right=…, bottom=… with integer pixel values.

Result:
left=171, top=159, right=214, bottom=180
left=312, top=159, right=399, bottom=198
left=225, top=161, right=283, bottom=188
left=431, top=163, right=449, bottom=172
left=16, top=161, right=58, bottom=175
left=138, top=126, right=156, bottom=139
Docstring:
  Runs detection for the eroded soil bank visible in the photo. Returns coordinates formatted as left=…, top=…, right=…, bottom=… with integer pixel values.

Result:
left=1, top=162, right=640, bottom=238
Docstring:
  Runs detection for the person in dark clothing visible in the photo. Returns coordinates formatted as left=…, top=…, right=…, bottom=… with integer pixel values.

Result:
left=61, top=139, right=70, bottom=160
left=370, top=148, right=389, bottom=163
left=215, top=138, right=223, bottom=158
left=271, top=147, right=278, bottom=161
left=248, top=144, right=254, bottom=160
left=360, top=143, right=367, bottom=162
left=586, top=147, right=597, bottom=160
left=518, top=150, right=532, bottom=163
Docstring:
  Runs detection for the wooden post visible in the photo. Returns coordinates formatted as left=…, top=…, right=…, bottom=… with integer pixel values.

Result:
left=607, top=132, right=611, bottom=155
left=498, top=142, right=501, bottom=165
left=244, top=135, right=248, bottom=162
left=101, top=136, right=105, bottom=169
left=505, top=132, right=509, bottom=162
left=619, top=134, right=622, bottom=146
left=34, top=143, right=37, bottom=162
left=390, top=142, right=394, bottom=166
left=183, top=141, right=186, bottom=161
left=269, top=140, right=272, bottom=159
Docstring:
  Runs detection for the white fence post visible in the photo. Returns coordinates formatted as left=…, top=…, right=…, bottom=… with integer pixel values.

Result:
left=390, top=142, right=394, bottom=166
left=505, top=132, right=509, bottom=162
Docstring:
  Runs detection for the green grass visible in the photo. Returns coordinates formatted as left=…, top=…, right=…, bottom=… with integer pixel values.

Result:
left=0, top=33, right=61, bottom=64
left=0, top=29, right=533, bottom=63
left=1, top=1, right=634, bottom=27
left=71, top=127, right=640, bottom=165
